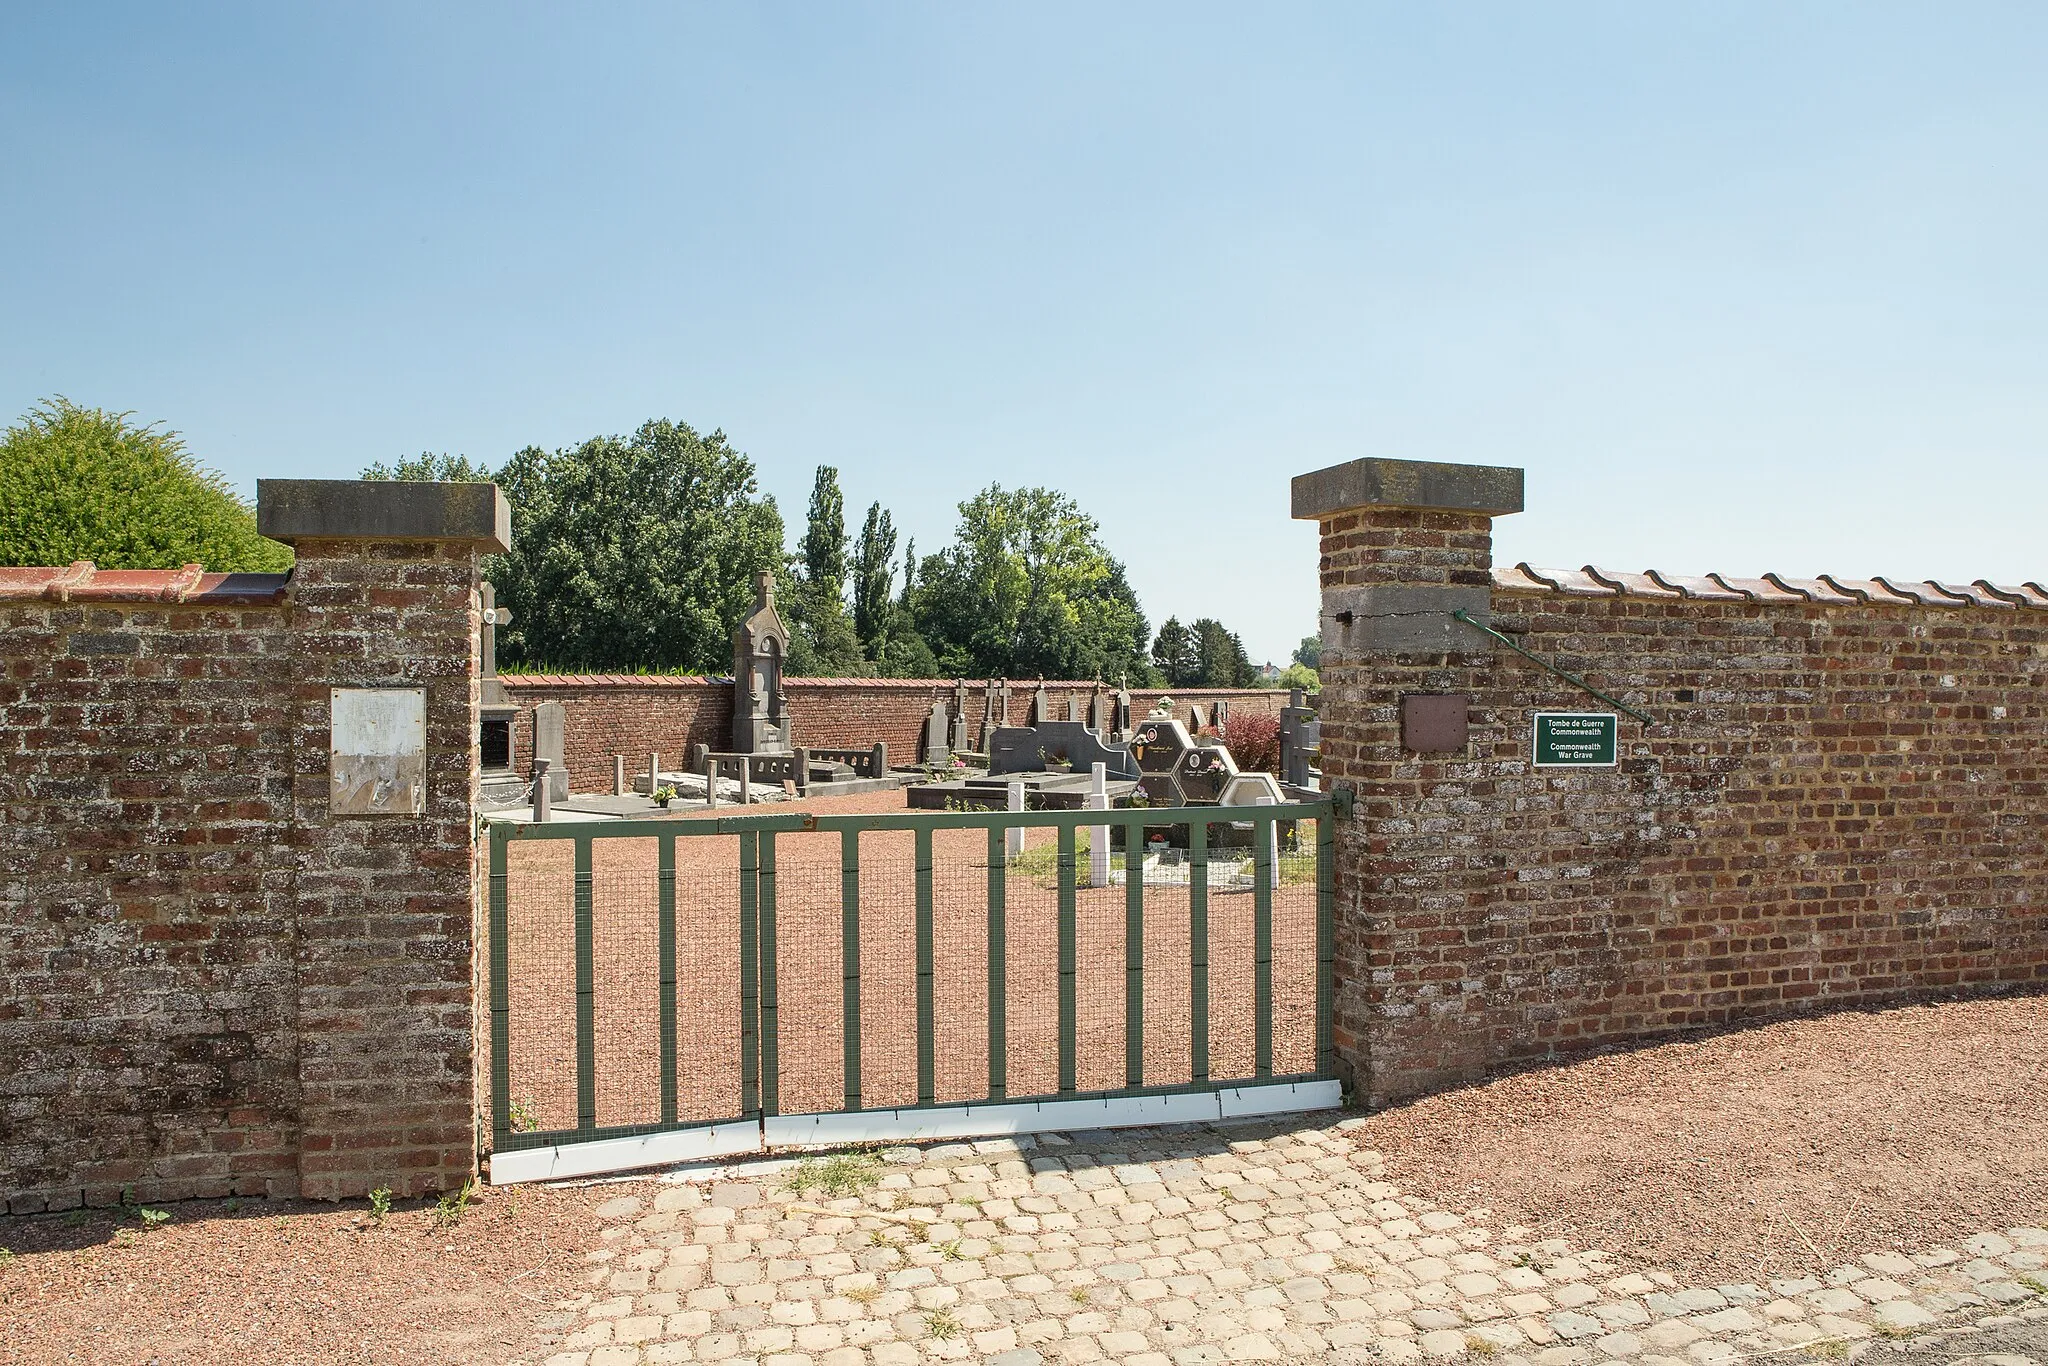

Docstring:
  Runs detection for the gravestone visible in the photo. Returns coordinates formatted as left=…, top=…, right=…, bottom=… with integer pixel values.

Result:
left=1176, top=744, right=1239, bottom=802
left=732, top=571, right=792, bottom=753
left=987, top=720, right=1138, bottom=781
left=478, top=582, right=517, bottom=774
left=1213, top=699, right=1229, bottom=729
left=533, top=700, right=569, bottom=801
left=1280, top=688, right=1321, bottom=788
left=1030, top=682, right=1050, bottom=727
left=1067, top=694, right=1083, bottom=723
left=925, top=700, right=951, bottom=765
left=1130, top=716, right=1193, bottom=805
left=951, top=680, right=971, bottom=754
left=997, top=679, right=1013, bottom=731
left=1188, top=703, right=1208, bottom=732
left=981, top=681, right=999, bottom=749
left=1090, top=691, right=1111, bottom=734
left=1115, top=689, right=1133, bottom=740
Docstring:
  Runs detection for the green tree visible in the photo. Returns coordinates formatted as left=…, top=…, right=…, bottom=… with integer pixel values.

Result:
left=910, top=484, right=1151, bottom=682
left=489, top=419, right=784, bottom=672
left=1277, top=661, right=1320, bottom=693
left=360, top=452, right=495, bottom=481
left=1151, top=617, right=1198, bottom=687
left=1293, top=634, right=1321, bottom=670
left=0, top=397, right=291, bottom=571
left=784, top=465, right=868, bottom=676
left=851, top=501, right=897, bottom=651
left=1192, top=617, right=1255, bottom=687
left=799, top=465, right=847, bottom=599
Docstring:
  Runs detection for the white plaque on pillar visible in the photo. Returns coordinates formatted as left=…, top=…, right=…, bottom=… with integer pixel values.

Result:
left=330, top=687, right=427, bottom=815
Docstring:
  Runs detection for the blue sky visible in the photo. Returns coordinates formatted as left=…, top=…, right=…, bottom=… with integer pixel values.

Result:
left=4, top=3, right=2043, bottom=664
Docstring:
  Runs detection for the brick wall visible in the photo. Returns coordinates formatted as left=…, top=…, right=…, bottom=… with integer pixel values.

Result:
left=0, top=568, right=301, bottom=1210
left=1302, top=459, right=2048, bottom=1107
left=1, top=482, right=498, bottom=1211
left=499, top=676, right=1290, bottom=793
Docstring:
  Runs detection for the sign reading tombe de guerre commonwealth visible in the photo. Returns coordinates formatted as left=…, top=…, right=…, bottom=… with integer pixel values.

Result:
left=1531, top=712, right=1619, bottom=767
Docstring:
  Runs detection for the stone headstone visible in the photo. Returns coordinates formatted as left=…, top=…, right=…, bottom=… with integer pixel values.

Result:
left=532, top=701, right=569, bottom=800
left=1115, top=689, right=1132, bottom=739
left=1066, top=694, right=1082, bottom=723
left=1030, top=682, right=1050, bottom=727
left=987, top=720, right=1138, bottom=781
left=1188, top=703, right=1208, bottom=732
left=1130, top=718, right=1194, bottom=775
left=1090, top=691, right=1110, bottom=734
left=1213, top=699, right=1229, bottom=729
left=925, top=700, right=951, bottom=765
left=1177, top=744, right=1238, bottom=803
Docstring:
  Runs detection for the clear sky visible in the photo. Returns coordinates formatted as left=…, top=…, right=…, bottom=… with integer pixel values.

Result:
left=4, top=3, right=2044, bottom=664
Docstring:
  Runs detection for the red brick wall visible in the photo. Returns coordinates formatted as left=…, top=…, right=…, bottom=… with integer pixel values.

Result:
left=499, top=676, right=1290, bottom=793
left=0, top=548, right=482, bottom=1211
left=1314, top=506, right=2048, bottom=1106
left=0, top=578, right=301, bottom=1211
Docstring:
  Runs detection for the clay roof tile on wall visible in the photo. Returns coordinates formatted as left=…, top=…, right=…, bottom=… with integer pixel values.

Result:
left=1494, top=566, right=2042, bottom=610
left=0, top=562, right=290, bottom=604
left=1584, top=566, right=1682, bottom=597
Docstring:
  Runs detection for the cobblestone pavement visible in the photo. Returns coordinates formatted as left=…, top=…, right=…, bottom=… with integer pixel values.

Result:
left=527, top=1116, right=2048, bottom=1366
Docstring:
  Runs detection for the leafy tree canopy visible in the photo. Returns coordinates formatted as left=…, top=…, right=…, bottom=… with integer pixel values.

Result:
left=911, top=484, right=1152, bottom=684
left=1191, top=616, right=1256, bottom=688
left=488, top=419, right=784, bottom=673
left=1152, top=617, right=1198, bottom=688
left=361, top=451, right=495, bottom=481
left=1277, top=661, right=1320, bottom=693
left=1293, top=633, right=1321, bottom=670
left=0, top=397, right=291, bottom=571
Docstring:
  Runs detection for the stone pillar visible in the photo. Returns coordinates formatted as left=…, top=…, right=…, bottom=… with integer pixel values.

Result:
left=258, top=478, right=509, bottom=1199
left=1290, top=457, right=1522, bottom=1107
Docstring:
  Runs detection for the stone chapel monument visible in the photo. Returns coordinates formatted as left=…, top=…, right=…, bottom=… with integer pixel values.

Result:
left=732, top=570, right=792, bottom=754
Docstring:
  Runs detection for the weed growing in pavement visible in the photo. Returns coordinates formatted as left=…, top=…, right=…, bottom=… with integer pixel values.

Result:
left=138, top=1208, right=170, bottom=1230
left=435, top=1180, right=477, bottom=1228
left=1873, top=1324, right=1921, bottom=1341
left=0, top=1247, right=14, bottom=1271
left=509, top=1096, right=541, bottom=1133
left=842, top=1285, right=879, bottom=1305
left=1069, top=1287, right=1090, bottom=1305
left=2019, top=1275, right=2048, bottom=1295
left=783, top=1154, right=882, bottom=1199
left=922, top=1310, right=960, bottom=1341
left=369, top=1188, right=392, bottom=1221
left=867, top=1229, right=892, bottom=1247
left=1465, top=1335, right=1498, bottom=1356
left=937, top=1240, right=965, bottom=1261
left=1804, top=1342, right=1850, bottom=1360
left=113, top=1229, right=138, bottom=1248
left=958, top=1195, right=982, bottom=1209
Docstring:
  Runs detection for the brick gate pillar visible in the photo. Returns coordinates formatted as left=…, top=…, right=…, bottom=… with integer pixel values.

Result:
left=259, top=480, right=509, bottom=1199
left=1291, top=459, right=1524, bottom=1107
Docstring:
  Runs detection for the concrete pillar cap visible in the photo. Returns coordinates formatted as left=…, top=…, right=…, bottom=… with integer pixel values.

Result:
left=257, top=479, right=511, bottom=552
left=1291, top=458, right=1523, bottom=520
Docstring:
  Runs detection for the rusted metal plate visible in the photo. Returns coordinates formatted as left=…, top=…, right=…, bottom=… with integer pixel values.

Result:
left=330, top=687, right=426, bottom=816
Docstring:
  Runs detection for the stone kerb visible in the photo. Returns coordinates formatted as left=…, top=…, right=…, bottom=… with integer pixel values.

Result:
left=260, top=478, right=509, bottom=1199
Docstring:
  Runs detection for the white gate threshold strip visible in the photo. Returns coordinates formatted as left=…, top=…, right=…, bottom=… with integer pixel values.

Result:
left=489, top=1080, right=1342, bottom=1186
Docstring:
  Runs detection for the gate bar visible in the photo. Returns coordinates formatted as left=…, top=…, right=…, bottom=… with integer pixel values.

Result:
left=840, top=829, right=862, bottom=1113
left=1057, top=824, right=1077, bottom=1095
left=986, top=826, right=1007, bottom=1101
left=738, top=831, right=759, bottom=1117
left=1190, top=820, right=1210, bottom=1085
left=760, top=831, right=780, bottom=1118
left=658, top=833, right=677, bottom=1127
left=1253, top=815, right=1274, bottom=1080
left=488, top=827, right=511, bottom=1146
left=1124, top=826, right=1144, bottom=1089
left=1315, top=812, right=1337, bottom=1077
left=574, top=834, right=596, bottom=1132
left=915, top=826, right=935, bottom=1106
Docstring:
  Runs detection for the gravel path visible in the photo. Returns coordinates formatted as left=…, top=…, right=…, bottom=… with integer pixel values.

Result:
left=1356, top=993, right=2048, bottom=1285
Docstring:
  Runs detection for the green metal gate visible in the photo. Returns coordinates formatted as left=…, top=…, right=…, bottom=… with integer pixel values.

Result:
left=485, top=799, right=1340, bottom=1183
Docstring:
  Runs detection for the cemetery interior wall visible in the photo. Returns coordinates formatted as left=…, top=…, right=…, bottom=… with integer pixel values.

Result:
left=498, top=675, right=1289, bottom=791
left=1308, top=478, right=2048, bottom=1108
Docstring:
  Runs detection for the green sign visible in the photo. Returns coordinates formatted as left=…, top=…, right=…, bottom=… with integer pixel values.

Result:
left=1531, top=712, right=1618, bottom=767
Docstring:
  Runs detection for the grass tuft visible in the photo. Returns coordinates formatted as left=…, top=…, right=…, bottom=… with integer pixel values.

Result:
left=784, top=1154, right=883, bottom=1200
left=923, top=1310, right=960, bottom=1340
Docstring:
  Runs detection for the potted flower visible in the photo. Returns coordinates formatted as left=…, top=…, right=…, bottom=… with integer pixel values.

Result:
left=653, top=784, right=677, bottom=809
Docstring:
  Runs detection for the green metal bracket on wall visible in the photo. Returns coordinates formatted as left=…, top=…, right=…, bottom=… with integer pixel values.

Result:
left=1451, top=609, right=1655, bottom=726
